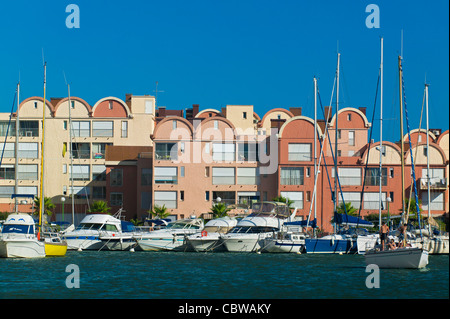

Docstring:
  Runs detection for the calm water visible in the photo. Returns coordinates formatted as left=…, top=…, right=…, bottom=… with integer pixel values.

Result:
left=0, top=251, right=448, bottom=299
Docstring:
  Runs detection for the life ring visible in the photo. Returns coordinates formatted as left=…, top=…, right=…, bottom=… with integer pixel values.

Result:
left=201, top=231, right=208, bottom=237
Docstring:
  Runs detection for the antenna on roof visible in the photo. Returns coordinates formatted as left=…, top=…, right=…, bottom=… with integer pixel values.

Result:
left=153, top=81, right=165, bottom=108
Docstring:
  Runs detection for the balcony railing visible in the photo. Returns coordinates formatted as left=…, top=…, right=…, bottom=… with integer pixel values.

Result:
left=420, top=178, right=447, bottom=190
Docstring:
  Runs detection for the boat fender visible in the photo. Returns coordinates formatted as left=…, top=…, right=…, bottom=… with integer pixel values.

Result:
left=331, top=237, right=335, bottom=246
left=201, top=231, right=208, bottom=237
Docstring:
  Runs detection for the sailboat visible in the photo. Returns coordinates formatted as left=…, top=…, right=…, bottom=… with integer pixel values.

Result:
left=364, top=53, right=429, bottom=269
left=0, top=83, right=46, bottom=258
left=413, top=84, right=449, bottom=254
left=39, top=62, right=67, bottom=257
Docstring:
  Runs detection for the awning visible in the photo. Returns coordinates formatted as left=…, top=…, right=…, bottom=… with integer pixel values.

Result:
left=334, top=213, right=374, bottom=227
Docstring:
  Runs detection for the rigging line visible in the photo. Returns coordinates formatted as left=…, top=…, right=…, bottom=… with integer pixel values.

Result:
left=0, top=91, right=17, bottom=168
left=356, top=70, right=381, bottom=222
left=401, top=63, right=422, bottom=236
left=339, top=61, right=352, bottom=108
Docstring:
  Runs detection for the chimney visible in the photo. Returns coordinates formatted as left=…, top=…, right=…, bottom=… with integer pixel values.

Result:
left=290, top=107, right=302, bottom=116
left=192, top=104, right=199, bottom=117
left=358, top=107, right=367, bottom=115
left=158, top=106, right=166, bottom=117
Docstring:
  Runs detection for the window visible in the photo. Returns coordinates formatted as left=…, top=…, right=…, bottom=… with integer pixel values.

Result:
left=145, top=100, right=154, bottom=114
left=237, top=167, right=259, bottom=185
left=180, top=166, right=185, bottom=177
left=92, top=165, right=106, bottom=181
left=421, top=192, right=444, bottom=211
left=72, top=143, right=90, bottom=159
left=180, top=191, right=184, bottom=201
left=339, top=168, right=361, bottom=186
left=337, top=130, right=342, bottom=139
left=0, top=121, right=16, bottom=136
left=306, top=167, right=311, bottom=177
left=212, top=167, right=235, bottom=185
left=63, top=121, right=68, bottom=130
left=212, top=191, right=235, bottom=206
left=423, top=146, right=428, bottom=157
left=93, top=121, right=113, bottom=137
left=337, top=150, right=342, bottom=157
left=154, top=191, right=177, bottom=209
left=214, top=120, right=219, bottom=130
left=422, top=168, right=444, bottom=179
left=280, top=191, right=303, bottom=209
left=34, top=102, right=38, bottom=109
left=18, top=143, right=38, bottom=159
left=389, top=168, right=394, bottom=178
left=93, top=186, right=106, bottom=199
left=155, top=143, right=177, bottom=160
left=347, top=114, right=351, bottom=121
left=0, top=165, right=14, bottom=179
left=121, top=121, right=128, bottom=138
left=238, top=192, right=260, bottom=205
left=109, top=101, right=113, bottom=109
left=63, top=164, right=67, bottom=174
left=280, top=167, right=304, bottom=185
left=70, top=186, right=91, bottom=199
left=141, top=168, right=152, bottom=186
left=212, top=143, right=235, bottom=162
left=0, top=143, right=15, bottom=158
left=141, top=192, right=152, bottom=210
left=18, top=186, right=38, bottom=196
left=110, top=192, right=123, bottom=206
left=349, top=131, right=355, bottom=146
left=18, top=164, right=38, bottom=180
left=71, top=101, right=75, bottom=109
left=92, top=143, right=112, bottom=159
left=364, top=168, right=387, bottom=186
left=237, top=142, right=258, bottom=162
left=71, top=121, right=90, bottom=137
left=348, top=150, right=355, bottom=156
left=172, top=120, right=177, bottom=130
left=19, top=121, right=39, bottom=137
left=205, top=191, right=210, bottom=201
left=0, top=186, right=14, bottom=198
left=288, top=144, right=311, bottom=161
left=110, top=169, right=123, bottom=186
left=339, top=192, right=362, bottom=209
left=70, top=165, right=90, bottom=181
left=205, top=166, right=210, bottom=177
left=154, top=167, right=178, bottom=184
left=243, top=112, right=247, bottom=119
left=363, top=192, right=387, bottom=210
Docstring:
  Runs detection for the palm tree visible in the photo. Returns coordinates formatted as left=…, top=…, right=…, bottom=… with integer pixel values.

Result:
left=33, top=196, right=55, bottom=218
left=210, top=203, right=231, bottom=218
left=337, top=202, right=358, bottom=216
left=88, top=200, right=111, bottom=214
left=148, top=204, right=170, bottom=219
left=272, top=195, right=294, bottom=209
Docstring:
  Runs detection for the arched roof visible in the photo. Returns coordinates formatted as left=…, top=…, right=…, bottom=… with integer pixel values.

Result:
left=152, top=116, right=194, bottom=139
left=402, top=128, right=437, bottom=142
left=329, top=107, right=370, bottom=128
left=91, top=96, right=131, bottom=117
left=260, top=108, right=294, bottom=126
left=195, top=108, right=222, bottom=118
left=53, top=97, right=92, bottom=116
left=279, top=115, right=323, bottom=138
left=18, top=96, right=55, bottom=114
left=360, top=141, right=402, bottom=163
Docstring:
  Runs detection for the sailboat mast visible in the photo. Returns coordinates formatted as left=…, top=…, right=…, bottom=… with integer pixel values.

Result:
left=378, top=38, right=383, bottom=228
left=14, top=82, right=20, bottom=213
left=39, top=62, right=47, bottom=231
left=398, top=56, right=405, bottom=220
left=68, top=83, right=75, bottom=224
left=425, top=83, right=431, bottom=234
left=334, top=53, right=340, bottom=217
left=313, top=76, right=317, bottom=234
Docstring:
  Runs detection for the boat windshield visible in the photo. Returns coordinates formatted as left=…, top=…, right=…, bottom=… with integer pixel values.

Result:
left=203, top=226, right=233, bottom=233
left=1, top=224, right=34, bottom=235
left=228, top=226, right=278, bottom=234
left=76, top=223, right=118, bottom=231
left=166, top=221, right=201, bottom=230
left=249, top=202, right=290, bottom=218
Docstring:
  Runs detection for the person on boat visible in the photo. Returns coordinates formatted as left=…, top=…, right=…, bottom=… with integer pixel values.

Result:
left=379, top=222, right=389, bottom=251
left=398, top=223, right=407, bottom=247
left=388, top=239, right=397, bottom=250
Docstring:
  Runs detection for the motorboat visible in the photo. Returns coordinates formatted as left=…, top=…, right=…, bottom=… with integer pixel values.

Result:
left=43, top=231, right=68, bottom=256
left=221, top=202, right=293, bottom=253
left=261, top=224, right=307, bottom=253
left=365, top=246, right=429, bottom=269
left=136, top=218, right=204, bottom=251
left=62, top=213, right=129, bottom=251
left=0, top=213, right=45, bottom=258
left=98, top=220, right=138, bottom=251
left=186, top=217, right=238, bottom=252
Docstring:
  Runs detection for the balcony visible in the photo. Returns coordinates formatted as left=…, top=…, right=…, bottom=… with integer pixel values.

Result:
left=420, top=178, right=447, bottom=190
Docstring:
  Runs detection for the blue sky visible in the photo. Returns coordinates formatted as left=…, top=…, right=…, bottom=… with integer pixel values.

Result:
left=0, top=0, right=448, bottom=143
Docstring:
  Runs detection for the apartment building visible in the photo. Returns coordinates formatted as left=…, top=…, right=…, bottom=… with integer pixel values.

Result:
left=0, top=94, right=155, bottom=223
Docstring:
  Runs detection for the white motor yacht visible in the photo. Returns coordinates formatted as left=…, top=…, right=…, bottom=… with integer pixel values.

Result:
left=63, top=213, right=133, bottom=251
left=136, top=218, right=204, bottom=251
left=0, top=213, right=45, bottom=258
left=261, top=223, right=307, bottom=253
left=186, top=217, right=238, bottom=252
left=221, top=202, right=292, bottom=253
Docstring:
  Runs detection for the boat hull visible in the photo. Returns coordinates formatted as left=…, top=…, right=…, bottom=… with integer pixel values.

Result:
left=137, top=236, right=188, bottom=251
left=305, top=237, right=357, bottom=254
left=99, top=237, right=136, bottom=251
left=45, top=242, right=68, bottom=256
left=262, top=239, right=304, bottom=253
left=415, top=237, right=449, bottom=255
left=222, top=233, right=266, bottom=252
left=187, top=236, right=225, bottom=252
left=364, top=248, right=429, bottom=269
left=0, top=239, right=46, bottom=258
left=65, top=237, right=103, bottom=250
